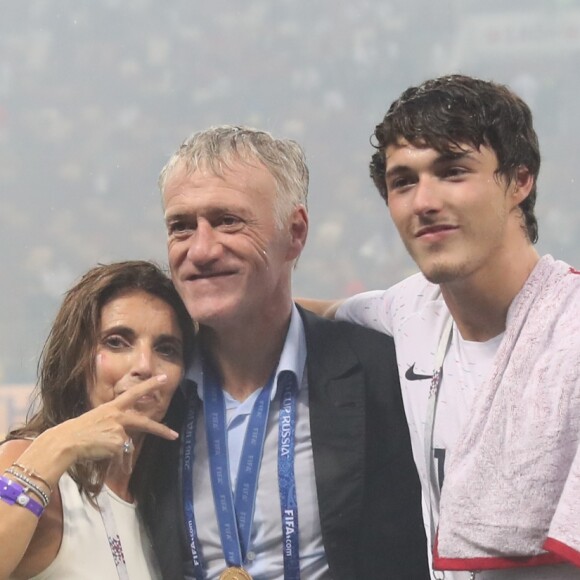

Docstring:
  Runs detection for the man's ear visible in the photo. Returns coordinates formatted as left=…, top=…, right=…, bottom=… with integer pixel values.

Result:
left=510, top=166, right=534, bottom=208
left=287, top=205, right=308, bottom=261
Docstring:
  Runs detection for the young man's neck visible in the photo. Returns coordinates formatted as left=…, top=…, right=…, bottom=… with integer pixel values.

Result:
left=199, top=306, right=293, bottom=401
left=440, top=245, right=540, bottom=342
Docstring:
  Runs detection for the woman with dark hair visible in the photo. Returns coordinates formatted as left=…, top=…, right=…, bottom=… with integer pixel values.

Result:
left=0, top=260, right=194, bottom=579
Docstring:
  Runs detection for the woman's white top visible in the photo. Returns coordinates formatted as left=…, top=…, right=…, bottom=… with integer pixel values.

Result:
left=29, top=472, right=160, bottom=579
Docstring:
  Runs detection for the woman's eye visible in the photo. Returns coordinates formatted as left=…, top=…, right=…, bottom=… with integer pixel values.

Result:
left=103, top=335, right=128, bottom=349
left=156, top=342, right=182, bottom=360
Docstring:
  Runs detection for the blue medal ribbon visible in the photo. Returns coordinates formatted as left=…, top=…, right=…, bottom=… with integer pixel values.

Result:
left=277, top=370, right=300, bottom=580
left=204, top=363, right=274, bottom=567
left=182, top=389, right=204, bottom=580
left=182, top=363, right=301, bottom=578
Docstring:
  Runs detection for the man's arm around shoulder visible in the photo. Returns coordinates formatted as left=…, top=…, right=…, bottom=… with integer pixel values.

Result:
left=295, top=297, right=343, bottom=319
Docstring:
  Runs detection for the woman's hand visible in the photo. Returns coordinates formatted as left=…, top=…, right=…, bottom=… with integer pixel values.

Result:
left=0, top=374, right=180, bottom=580
left=9, top=374, right=179, bottom=488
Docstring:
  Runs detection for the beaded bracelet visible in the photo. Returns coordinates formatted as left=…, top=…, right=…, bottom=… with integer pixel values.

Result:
left=0, top=475, right=45, bottom=517
left=5, top=468, right=50, bottom=507
left=11, top=462, right=53, bottom=494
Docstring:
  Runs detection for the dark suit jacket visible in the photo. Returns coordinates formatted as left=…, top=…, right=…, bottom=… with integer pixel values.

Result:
left=143, top=308, right=428, bottom=579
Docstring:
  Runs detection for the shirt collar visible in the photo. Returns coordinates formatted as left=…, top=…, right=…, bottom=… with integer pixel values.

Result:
left=184, top=304, right=306, bottom=401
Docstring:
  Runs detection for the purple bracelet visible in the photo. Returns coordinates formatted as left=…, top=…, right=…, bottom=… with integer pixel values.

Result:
left=0, top=475, right=45, bottom=517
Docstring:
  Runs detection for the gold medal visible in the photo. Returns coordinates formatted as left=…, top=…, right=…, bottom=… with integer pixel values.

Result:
left=219, top=567, right=253, bottom=580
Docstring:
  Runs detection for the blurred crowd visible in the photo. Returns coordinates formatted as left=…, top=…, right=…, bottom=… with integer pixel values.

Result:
left=1, top=0, right=579, bottom=387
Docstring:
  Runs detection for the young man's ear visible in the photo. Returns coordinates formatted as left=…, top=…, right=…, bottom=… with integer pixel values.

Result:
left=510, top=166, right=534, bottom=207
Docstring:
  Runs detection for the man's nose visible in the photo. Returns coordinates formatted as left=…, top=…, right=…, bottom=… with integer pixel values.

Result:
left=412, top=176, right=443, bottom=216
left=186, top=220, right=223, bottom=265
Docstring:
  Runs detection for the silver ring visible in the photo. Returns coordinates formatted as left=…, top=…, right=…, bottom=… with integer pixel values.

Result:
left=122, top=438, right=134, bottom=454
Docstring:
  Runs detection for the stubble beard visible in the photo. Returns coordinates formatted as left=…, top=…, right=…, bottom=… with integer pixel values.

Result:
left=404, top=240, right=470, bottom=285
left=421, top=261, right=469, bottom=285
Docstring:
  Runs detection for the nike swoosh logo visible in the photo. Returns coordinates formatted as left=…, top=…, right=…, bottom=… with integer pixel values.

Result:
left=405, top=364, right=433, bottom=381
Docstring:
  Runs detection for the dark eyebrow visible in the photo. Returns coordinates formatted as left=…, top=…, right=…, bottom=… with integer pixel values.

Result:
left=385, top=165, right=413, bottom=181
left=100, top=325, right=136, bottom=338
left=101, top=327, right=183, bottom=347
left=386, top=149, right=480, bottom=180
left=156, top=334, right=183, bottom=346
left=434, top=150, right=478, bottom=164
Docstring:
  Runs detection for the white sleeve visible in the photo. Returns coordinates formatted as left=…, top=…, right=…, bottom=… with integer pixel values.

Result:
left=336, top=290, right=394, bottom=336
left=336, top=273, right=435, bottom=338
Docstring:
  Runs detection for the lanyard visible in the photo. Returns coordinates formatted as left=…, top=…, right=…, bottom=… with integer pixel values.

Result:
left=182, top=366, right=301, bottom=579
left=277, top=370, right=300, bottom=580
left=424, top=317, right=476, bottom=580
left=424, top=315, right=453, bottom=539
left=205, top=364, right=274, bottom=567
left=423, top=316, right=452, bottom=580
left=97, top=488, right=131, bottom=580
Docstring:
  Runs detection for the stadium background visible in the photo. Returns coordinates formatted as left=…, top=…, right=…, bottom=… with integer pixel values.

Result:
left=2, top=0, right=579, bottom=433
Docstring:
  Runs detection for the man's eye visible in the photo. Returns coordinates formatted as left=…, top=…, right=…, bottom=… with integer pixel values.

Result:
left=219, top=215, right=242, bottom=228
left=168, top=221, right=193, bottom=236
left=444, top=167, right=468, bottom=179
left=389, top=177, right=413, bottom=192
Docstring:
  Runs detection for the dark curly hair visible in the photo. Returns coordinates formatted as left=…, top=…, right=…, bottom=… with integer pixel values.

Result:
left=370, top=74, right=541, bottom=243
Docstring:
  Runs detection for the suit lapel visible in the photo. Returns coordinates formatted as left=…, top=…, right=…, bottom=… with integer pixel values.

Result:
left=299, top=308, right=366, bottom=573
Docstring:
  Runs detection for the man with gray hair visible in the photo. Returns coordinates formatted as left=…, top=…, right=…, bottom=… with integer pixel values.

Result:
left=144, top=126, right=428, bottom=580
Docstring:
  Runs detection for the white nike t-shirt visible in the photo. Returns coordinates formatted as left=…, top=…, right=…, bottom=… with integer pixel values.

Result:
left=337, top=273, right=579, bottom=580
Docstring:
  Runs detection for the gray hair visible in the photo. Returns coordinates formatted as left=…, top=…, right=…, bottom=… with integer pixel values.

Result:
left=159, top=125, right=309, bottom=228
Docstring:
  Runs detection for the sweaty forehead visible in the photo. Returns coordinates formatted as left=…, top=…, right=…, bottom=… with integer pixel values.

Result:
left=167, top=156, right=275, bottom=190
left=166, top=153, right=271, bottom=185
left=385, top=138, right=479, bottom=165
left=163, top=159, right=278, bottom=219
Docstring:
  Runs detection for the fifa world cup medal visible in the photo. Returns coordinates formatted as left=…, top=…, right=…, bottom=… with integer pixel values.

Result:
left=219, top=566, right=253, bottom=580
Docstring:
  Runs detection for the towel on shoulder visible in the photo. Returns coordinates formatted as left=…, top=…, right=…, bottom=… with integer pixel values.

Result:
left=434, top=255, right=580, bottom=571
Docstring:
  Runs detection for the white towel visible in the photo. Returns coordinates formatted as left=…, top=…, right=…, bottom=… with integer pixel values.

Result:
left=434, top=255, right=580, bottom=570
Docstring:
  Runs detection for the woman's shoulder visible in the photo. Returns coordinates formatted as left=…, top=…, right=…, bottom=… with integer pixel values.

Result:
left=1, top=437, right=64, bottom=580
left=0, top=438, right=35, bottom=469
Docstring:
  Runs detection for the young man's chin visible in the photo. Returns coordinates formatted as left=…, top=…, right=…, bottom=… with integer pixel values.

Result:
left=418, top=260, right=467, bottom=285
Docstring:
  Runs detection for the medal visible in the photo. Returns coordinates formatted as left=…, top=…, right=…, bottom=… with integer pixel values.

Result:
left=219, top=566, right=253, bottom=580
left=183, top=362, right=302, bottom=580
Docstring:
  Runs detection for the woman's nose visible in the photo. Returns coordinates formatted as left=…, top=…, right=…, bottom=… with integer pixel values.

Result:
left=130, top=346, right=155, bottom=379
